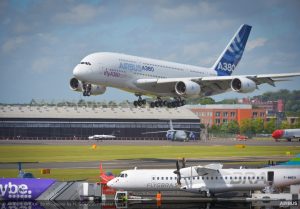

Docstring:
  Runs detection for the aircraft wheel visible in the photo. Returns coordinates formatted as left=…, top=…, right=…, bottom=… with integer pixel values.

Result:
left=133, top=101, right=138, bottom=107
left=155, top=101, right=160, bottom=107
left=181, top=100, right=186, bottom=106
left=150, top=102, right=155, bottom=108
left=163, top=100, right=168, bottom=106
left=167, top=102, right=172, bottom=108
left=138, top=100, right=143, bottom=106
left=142, top=99, right=146, bottom=105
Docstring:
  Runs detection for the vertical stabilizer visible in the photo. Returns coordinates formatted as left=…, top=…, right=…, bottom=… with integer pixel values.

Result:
left=212, top=24, right=252, bottom=76
left=169, top=120, right=174, bottom=130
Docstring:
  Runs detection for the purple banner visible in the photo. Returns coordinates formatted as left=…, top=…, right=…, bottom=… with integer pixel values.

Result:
left=0, top=178, right=56, bottom=200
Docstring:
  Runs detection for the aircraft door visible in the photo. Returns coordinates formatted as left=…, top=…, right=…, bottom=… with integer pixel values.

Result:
left=267, top=171, right=274, bottom=184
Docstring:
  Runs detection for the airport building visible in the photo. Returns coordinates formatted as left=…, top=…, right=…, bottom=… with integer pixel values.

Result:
left=0, top=105, right=200, bottom=140
left=188, top=104, right=267, bottom=127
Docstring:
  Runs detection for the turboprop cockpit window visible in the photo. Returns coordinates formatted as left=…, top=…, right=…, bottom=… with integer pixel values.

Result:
left=119, top=173, right=128, bottom=178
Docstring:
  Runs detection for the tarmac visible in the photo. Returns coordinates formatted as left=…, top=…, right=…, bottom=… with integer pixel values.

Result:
left=1, top=138, right=300, bottom=146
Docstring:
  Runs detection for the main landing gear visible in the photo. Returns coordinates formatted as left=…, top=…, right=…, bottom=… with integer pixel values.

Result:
left=133, top=95, right=146, bottom=107
left=148, top=97, right=186, bottom=108
left=83, top=83, right=91, bottom=96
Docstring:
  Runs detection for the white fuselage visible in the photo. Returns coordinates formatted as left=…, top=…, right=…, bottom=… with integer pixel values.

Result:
left=88, top=134, right=116, bottom=140
left=73, top=52, right=217, bottom=97
left=281, top=129, right=300, bottom=139
left=107, top=168, right=300, bottom=194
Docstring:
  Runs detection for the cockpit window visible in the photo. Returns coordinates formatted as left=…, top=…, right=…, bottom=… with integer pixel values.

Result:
left=119, top=173, right=128, bottom=178
left=80, top=62, right=91, bottom=65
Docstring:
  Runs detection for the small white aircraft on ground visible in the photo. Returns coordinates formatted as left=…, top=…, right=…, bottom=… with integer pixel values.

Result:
left=107, top=159, right=300, bottom=197
left=142, top=120, right=198, bottom=141
left=88, top=134, right=116, bottom=140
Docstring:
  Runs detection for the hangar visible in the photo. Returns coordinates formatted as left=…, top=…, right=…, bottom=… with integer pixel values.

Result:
left=0, top=105, right=200, bottom=140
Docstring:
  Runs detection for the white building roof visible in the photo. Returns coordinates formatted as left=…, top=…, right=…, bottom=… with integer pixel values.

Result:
left=0, top=105, right=198, bottom=120
left=186, top=104, right=252, bottom=110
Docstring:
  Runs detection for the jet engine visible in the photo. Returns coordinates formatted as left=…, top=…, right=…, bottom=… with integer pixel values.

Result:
left=69, top=77, right=106, bottom=96
left=175, top=80, right=201, bottom=97
left=230, top=77, right=256, bottom=93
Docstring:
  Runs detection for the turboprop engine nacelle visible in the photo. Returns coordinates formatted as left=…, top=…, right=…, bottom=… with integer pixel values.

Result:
left=231, top=77, right=256, bottom=93
left=175, top=80, right=201, bottom=97
left=69, top=78, right=106, bottom=95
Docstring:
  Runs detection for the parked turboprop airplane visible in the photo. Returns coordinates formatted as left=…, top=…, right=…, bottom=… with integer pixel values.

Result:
left=272, top=129, right=300, bottom=142
left=107, top=160, right=300, bottom=197
left=70, top=24, right=300, bottom=108
left=142, top=120, right=198, bottom=141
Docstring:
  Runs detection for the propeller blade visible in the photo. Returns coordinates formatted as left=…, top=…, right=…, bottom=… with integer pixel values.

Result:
left=182, top=157, right=186, bottom=168
left=175, top=160, right=181, bottom=186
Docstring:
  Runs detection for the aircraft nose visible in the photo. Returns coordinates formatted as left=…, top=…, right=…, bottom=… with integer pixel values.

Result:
left=106, top=180, right=113, bottom=188
left=272, top=130, right=284, bottom=139
left=73, top=65, right=84, bottom=79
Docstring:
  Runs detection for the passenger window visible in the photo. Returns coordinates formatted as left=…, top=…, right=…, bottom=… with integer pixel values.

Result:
left=166, top=177, right=168, bottom=180
left=152, top=177, right=155, bottom=180
left=157, top=177, right=159, bottom=180
left=170, top=177, right=172, bottom=180
left=161, top=177, right=164, bottom=180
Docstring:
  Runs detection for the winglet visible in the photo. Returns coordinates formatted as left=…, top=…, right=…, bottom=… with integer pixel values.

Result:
left=212, top=24, right=252, bottom=76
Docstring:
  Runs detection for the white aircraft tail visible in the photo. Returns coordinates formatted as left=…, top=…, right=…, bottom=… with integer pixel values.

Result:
left=211, top=24, right=252, bottom=76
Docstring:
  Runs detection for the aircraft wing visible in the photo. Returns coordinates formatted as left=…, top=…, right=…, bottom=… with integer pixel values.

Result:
left=136, top=72, right=300, bottom=96
left=142, top=131, right=169, bottom=134
left=194, top=163, right=223, bottom=176
left=180, top=163, right=223, bottom=177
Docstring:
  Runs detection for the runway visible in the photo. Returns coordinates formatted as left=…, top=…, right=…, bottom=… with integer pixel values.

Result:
left=0, top=156, right=292, bottom=170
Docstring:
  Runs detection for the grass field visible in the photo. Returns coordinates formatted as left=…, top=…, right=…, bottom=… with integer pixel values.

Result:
left=0, top=145, right=299, bottom=162
left=1, top=145, right=299, bottom=181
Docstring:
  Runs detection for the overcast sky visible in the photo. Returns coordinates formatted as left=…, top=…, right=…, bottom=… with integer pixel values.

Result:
left=1, top=0, right=300, bottom=104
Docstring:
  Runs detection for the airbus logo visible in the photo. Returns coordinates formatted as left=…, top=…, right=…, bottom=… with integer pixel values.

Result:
left=0, top=182, right=32, bottom=199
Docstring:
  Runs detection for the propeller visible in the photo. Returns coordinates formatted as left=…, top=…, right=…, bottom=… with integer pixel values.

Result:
left=173, top=160, right=181, bottom=186
left=182, top=157, right=186, bottom=168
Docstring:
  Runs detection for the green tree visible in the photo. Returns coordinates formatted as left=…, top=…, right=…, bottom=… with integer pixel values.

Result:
left=240, top=119, right=253, bottom=136
left=264, top=119, right=276, bottom=134
left=252, top=118, right=264, bottom=134
left=227, top=120, right=240, bottom=134
left=280, top=120, right=290, bottom=129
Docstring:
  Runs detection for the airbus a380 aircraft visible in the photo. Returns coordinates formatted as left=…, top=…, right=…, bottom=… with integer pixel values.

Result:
left=70, top=24, right=300, bottom=108
left=107, top=161, right=300, bottom=197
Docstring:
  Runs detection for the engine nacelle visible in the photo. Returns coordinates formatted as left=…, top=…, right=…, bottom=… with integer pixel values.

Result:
left=175, top=80, right=201, bottom=97
left=70, top=77, right=83, bottom=92
left=69, top=78, right=106, bottom=95
left=231, top=77, right=256, bottom=93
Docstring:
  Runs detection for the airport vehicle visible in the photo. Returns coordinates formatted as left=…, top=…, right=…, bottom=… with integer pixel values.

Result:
left=142, top=120, right=198, bottom=141
left=272, top=129, right=300, bottom=142
left=70, top=24, right=300, bottom=108
left=107, top=160, right=300, bottom=197
left=88, top=134, right=116, bottom=140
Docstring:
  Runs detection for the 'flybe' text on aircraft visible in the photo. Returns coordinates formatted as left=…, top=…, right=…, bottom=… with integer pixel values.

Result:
left=70, top=24, right=300, bottom=108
